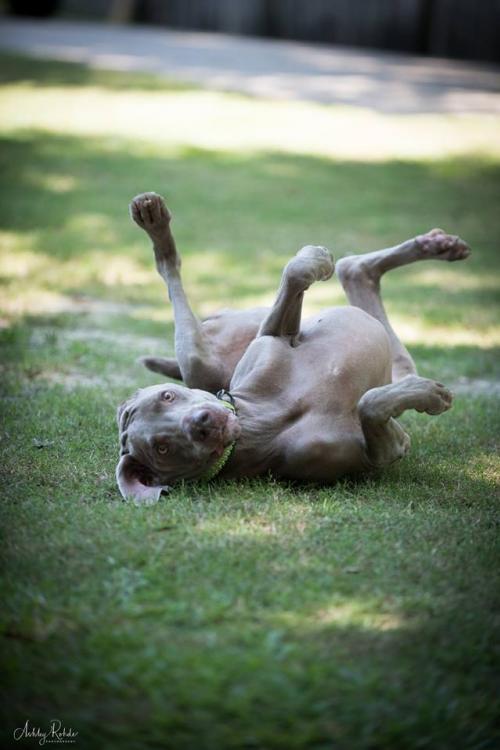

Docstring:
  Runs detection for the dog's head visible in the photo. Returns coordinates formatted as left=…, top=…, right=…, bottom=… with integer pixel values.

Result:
left=116, top=384, right=241, bottom=503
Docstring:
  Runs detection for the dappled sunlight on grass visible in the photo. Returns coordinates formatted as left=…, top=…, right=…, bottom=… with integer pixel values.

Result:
left=463, top=453, right=500, bottom=485
left=0, top=232, right=160, bottom=315
left=0, top=287, right=74, bottom=317
left=65, top=211, right=119, bottom=241
left=0, top=237, right=44, bottom=277
left=2, top=83, right=500, bottom=162
left=0, top=126, right=498, bottom=345
left=281, top=601, right=406, bottom=633
left=89, top=252, right=155, bottom=287
left=390, top=314, right=500, bottom=347
left=184, top=248, right=281, bottom=287
left=130, top=305, right=173, bottom=324
left=409, top=265, right=500, bottom=291
left=25, top=170, right=78, bottom=194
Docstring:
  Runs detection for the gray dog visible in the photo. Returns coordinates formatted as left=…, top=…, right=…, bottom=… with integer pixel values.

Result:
left=116, top=192, right=470, bottom=503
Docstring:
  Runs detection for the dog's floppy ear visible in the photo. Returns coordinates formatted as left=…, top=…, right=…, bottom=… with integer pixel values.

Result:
left=117, top=397, right=135, bottom=432
left=115, top=454, right=169, bottom=505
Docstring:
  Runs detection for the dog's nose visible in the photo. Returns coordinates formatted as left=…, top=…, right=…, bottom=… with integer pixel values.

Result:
left=188, top=409, right=214, bottom=441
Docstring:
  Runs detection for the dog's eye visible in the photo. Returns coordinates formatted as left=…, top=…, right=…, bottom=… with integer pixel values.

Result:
left=157, top=444, right=169, bottom=455
left=162, top=391, right=175, bottom=402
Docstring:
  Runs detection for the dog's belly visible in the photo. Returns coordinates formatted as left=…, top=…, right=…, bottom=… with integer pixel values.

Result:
left=232, top=306, right=392, bottom=411
left=227, top=306, right=392, bottom=480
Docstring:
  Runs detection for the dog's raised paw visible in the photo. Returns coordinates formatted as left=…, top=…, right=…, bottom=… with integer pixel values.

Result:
left=404, top=375, right=453, bottom=415
left=290, top=245, right=335, bottom=284
left=415, top=229, right=471, bottom=262
left=130, top=192, right=171, bottom=236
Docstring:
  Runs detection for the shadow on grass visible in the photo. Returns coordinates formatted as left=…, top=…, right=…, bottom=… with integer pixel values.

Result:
left=0, top=455, right=498, bottom=748
left=1, top=603, right=497, bottom=748
left=0, top=51, right=195, bottom=92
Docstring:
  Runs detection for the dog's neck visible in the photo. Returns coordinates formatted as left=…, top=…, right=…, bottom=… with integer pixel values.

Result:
left=218, top=391, right=296, bottom=479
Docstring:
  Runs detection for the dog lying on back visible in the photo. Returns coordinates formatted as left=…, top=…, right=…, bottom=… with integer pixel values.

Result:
left=117, top=193, right=470, bottom=503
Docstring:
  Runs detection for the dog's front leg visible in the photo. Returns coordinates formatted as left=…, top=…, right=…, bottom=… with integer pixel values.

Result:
left=358, top=375, right=453, bottom=467
left=130, top=192, right=221, bottom=391
left=258, top=245, right=334, bottom=343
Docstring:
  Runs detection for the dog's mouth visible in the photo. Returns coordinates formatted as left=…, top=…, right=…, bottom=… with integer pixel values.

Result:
left=208, top=410, right=241, bottom=457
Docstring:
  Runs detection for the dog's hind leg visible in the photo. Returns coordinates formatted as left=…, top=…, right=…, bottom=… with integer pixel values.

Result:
left=336, top=229, right=471, bottom=381
left=359, top=375, right=453, bottom=468
left=130, top=192, right=224, bottom=391
left=257, top=245, right=334, bottom=344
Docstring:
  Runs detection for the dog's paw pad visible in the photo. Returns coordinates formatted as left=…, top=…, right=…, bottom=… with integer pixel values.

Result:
left=130, top=192, right=171, bottom=234
left=416, top=379, right=453, bottom=415
left=416, top=229, right=471, bottom=262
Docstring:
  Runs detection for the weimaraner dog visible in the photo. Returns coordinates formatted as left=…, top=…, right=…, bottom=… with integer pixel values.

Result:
left=116, top=192, right=470, bottom=503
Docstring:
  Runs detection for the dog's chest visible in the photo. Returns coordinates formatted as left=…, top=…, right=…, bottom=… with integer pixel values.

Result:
left=231, top=333, right=361, bottom=414
left=231, top=335, right=295, bottom=396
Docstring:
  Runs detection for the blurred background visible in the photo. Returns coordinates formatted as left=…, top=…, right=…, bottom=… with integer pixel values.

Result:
left=3, top=0, right=500, bottom=62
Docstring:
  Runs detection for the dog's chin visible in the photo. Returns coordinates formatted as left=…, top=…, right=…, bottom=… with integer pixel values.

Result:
left=223, top=412, right=241, bottom=444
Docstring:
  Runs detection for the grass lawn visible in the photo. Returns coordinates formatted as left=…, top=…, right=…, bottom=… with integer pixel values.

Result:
left=0, top=52, right=499, bottom=749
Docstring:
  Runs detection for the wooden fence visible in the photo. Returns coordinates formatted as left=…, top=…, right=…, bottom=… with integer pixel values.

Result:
left=61, top=0, right=500, bottom=62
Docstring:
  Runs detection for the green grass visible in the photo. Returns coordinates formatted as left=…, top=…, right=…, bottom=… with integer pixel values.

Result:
left=0, top=53, right=499, bottom=749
